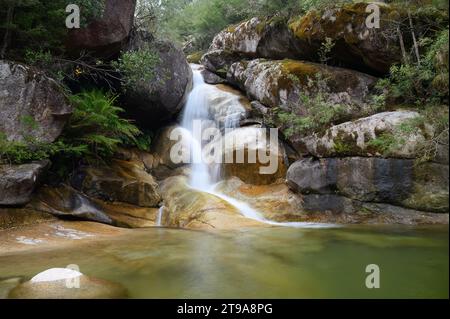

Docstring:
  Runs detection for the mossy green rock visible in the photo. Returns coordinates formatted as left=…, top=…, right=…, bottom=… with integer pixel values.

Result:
left=227, top=58, right=376, bottom=111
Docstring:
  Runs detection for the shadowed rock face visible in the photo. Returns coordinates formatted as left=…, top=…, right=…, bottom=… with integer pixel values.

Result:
left=28, top=184, right=159, bottom=228
left=71, top=159, right=161, bottom=208
left=287, top=157, right=449, bottom=214
left=121, top=38, right=192, bottom=128
left=0, top=61, right=72, bottom=144
left=0, top=161, right=50, bottom=206
left=66, top=0, right=137, bottom=58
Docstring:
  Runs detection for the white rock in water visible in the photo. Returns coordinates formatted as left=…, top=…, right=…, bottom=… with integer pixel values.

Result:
left=30, top=268, right=83, bottom=283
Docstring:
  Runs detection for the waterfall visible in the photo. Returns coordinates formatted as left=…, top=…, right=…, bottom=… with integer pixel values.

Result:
left=156, top=206, right=165, bottom=227
left=180, top=65, right=334, bottom=229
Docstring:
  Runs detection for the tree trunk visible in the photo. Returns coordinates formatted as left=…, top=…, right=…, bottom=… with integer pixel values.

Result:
left=408, top=11, right=421, bottom=65
left=397, top=26, right=407, bottom=64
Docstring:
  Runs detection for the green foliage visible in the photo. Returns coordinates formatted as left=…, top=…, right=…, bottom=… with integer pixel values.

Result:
left=318, top=37, right=335, bottom=64
left=1, top=90, right=147, bottom=165
left=113, top=48, right=161, bottom=90
left=0, top=0, right=105, bottom=58
left=143, top=0, right=344, bottom=51
left=376, top=29, right=449, bottom=105
left=275, top=74, right=350, bottom=138
left=65, top=90, right=143, bottom=158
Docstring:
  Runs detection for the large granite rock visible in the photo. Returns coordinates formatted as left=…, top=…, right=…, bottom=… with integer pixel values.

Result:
left=71, top=159, right=161, bottom=208
left=159, top=175, right=264, bottom=230
left=28, top=184, right=159, bottom=228
left=288, top=2, right=447, bottom=74
left=296, top=111, right=428, bottom=158
left=0, top=161, right=49, bottom=206
left=204, top=3, right=447, bottom=75
left=122, top=38, right=192, bottom=128
left=0, top=61, right=72, bottom=143
left=287, top=157, right=449, bottom=213
left=66, top=0, right=136, bottom=58
left=207, top=126, right=287, bottom=185
left=227, top=59, right=377, bottom=111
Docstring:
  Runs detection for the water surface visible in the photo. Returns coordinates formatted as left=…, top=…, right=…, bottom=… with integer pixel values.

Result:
left=0, top=225, right=448, bottom=298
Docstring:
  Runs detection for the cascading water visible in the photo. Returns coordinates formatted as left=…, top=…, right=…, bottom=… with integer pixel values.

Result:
left=180, top=65, right=334, bottom=229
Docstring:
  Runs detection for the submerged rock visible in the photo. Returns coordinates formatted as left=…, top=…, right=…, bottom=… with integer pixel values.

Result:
left=0, top=161, right=50, bottom=206
left=122, top=38, right=192, bottom=128
left=8, top=268, right=127, bottom=299
left=72, top=159, right=161, bottom=208
left=0, top=61, right=72, bottom=143
left=287, top=157, right=449, bottom=213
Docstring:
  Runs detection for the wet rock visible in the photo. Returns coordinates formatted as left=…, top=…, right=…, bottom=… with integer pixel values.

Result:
left=0, top=161, right=50, bottom=206
left=200, top=49, right=242, bottom=76
left=201, top=69, right=228, bottom=85
left=8, top=268, right=127, bottom=299
left=287, top=157, right=449, bottom=213
left=0, top=277, right=22, bottom=299
left=216, top=177, right=305, bottom=222
left=122, top=38, right=192, bottom=128
left=208, top=126, right=287, bottom=185
left=0, top=208, right=56, bottom=230
left=160, top=176, right=264, bottom=230
left=72, top=159, right=161, bottom=208
left=227, top=59, right=376, bottom=111
left=297, top=111, right=427, bottom=158
left=66, top=0, right=136, bottom=58
left=0, top=61, right=72, bottom=143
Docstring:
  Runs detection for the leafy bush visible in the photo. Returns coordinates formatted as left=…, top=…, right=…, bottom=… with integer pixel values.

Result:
left=65, top=90, right=143, bottom=158
left=376, top=29, right=449, bottom=105
left=1, top=90, right=148, bottom=165
left=113, top=48, right=161, bottom=90
left=274, top=74, right=350, bottom=138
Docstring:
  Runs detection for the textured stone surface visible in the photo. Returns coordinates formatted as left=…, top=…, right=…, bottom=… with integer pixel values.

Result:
left=66, top=0, right=136, bottom=57
left=296, top=111, right=428, bottom=158
left=122, top=38, right=192, bottom=128
left=287, top=157, right=449, bottom=213
left=160, top=175, right=265, bottom=230
left=227, top=59, right=376, bottom=110
left=72, top=159, right=161, bottom=208
left=0, top=61, right=72, bottom=143
left=0, top=161, right=49, bottom=206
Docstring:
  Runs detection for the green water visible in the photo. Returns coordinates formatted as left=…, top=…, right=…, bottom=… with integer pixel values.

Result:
left=0, top=225, right=448, bottom=298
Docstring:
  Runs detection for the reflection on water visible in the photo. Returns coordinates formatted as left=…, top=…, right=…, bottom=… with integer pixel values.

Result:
left=0, top=225, right=448, bottom=298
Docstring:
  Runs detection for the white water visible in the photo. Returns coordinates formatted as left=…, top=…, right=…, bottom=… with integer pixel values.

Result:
left=156, top=206, right=165, bottom=227
left=181, top=65, right=335, bottom=229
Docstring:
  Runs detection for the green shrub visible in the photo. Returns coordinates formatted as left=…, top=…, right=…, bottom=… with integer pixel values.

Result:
left=376, top=29, right=449, bottom=105
left=65, top=90, right=143, bottom=158
left=113, top=48, right=161, bottom=90
left=274, top=74, right=350, bottom=138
